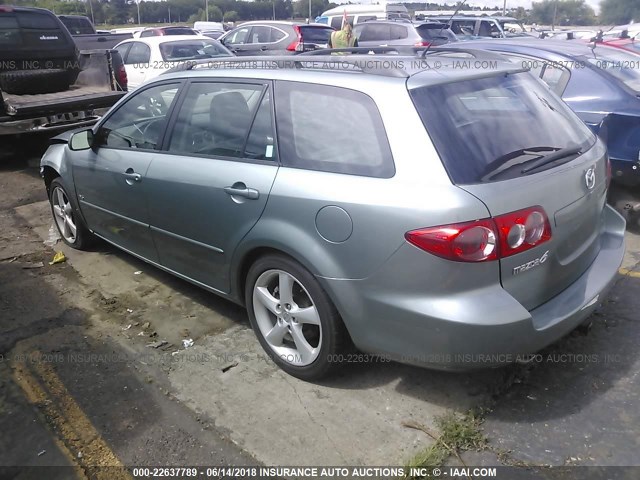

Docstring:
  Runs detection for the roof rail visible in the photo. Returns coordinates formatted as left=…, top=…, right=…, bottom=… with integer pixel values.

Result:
left=164, top=55, right=410, bottom=78
left=303, top=45, right=508, bottom=61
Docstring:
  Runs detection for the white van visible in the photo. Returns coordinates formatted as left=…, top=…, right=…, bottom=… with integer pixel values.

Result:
left=317, top=4, right=410, bottom=29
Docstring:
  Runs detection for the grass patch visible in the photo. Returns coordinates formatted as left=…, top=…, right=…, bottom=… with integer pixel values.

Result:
left=404, top=410, right=487, bottom=479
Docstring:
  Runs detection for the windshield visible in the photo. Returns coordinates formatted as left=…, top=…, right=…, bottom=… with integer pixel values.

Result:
left=410, top=72, right=595, bottom=184
left=159, top=40, right=230, bottom=61
left=588, top=47, right=640, bottom=91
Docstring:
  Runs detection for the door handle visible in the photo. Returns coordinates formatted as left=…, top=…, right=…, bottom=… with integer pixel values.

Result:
left=224, top=184, right=259, bottom=200
left=123, top=169, right=141, bottom=184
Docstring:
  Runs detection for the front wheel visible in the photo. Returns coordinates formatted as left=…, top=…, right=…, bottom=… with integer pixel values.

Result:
left=245, top=254, right=348, bottom=380
left=49, top=178, right=93, bottom=250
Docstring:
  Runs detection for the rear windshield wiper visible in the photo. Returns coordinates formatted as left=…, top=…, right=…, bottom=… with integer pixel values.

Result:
left=520, top=145, right=582, bottom=174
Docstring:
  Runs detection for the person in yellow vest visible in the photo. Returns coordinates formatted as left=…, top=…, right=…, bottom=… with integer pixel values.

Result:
left=328, top=22, right=358, bottom=51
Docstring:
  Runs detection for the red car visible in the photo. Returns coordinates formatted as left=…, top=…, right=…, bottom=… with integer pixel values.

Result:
left=600, top=37, right=640, bottom=55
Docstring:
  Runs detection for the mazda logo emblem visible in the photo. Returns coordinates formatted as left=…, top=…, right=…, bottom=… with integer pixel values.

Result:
left=585, top=167, right=596, bottom=190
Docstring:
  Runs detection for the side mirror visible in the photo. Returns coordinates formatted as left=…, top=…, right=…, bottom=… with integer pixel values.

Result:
left=69, top=129, right=94, bottom=151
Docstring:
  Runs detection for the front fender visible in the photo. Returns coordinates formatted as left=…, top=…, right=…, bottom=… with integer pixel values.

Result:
left=40, top=143, right=86, bottom=224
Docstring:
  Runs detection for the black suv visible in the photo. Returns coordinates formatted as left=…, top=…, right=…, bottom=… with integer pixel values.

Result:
left=0, top=6, right=83, bottom=95
left=218, top=21, right=334, bottom=55
left=354, top=20, right=458, bottom=47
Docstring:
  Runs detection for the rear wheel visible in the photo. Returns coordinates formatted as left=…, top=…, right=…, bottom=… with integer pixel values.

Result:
left=49, top=178, right=93, bottom=250
left=245, top=254, right=348, bottom=380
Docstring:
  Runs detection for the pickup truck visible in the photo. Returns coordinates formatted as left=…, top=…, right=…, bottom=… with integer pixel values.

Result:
left=0, top=6, right=127, bottom=137
left=58, top=14, right=134, bottom=50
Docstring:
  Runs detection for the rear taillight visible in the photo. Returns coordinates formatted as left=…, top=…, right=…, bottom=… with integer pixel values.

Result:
left=286, top=25, right=304, bottom=52
left=414, top=40, right=432, bottom=47
left=405, top=219, right=498, bottom=262
left=0, top=6, right=14, bottom=12
left=405, top=207, right=552, bottom=262
left=117, top=64, right=128, bottom=91
left=494, top=207, right=552, bottom=258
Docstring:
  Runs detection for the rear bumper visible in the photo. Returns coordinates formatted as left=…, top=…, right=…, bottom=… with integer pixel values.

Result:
left=321, top=205, right=626, bottom=370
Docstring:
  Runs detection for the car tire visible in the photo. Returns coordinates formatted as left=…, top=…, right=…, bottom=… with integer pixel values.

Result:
left=0, top=69, right=74, bottom=95
left=49, top=178, right=93, bottom=250
left=245, top=254, right=348, bottom=380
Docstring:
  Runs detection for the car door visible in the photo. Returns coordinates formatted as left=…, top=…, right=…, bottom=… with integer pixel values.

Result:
left=123, top=41, right=151, bottom=89
left=72, top=81, right=182, bottom=261
left=145, top=80, right=279, bottom=293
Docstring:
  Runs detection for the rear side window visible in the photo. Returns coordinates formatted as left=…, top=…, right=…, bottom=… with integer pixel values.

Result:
left=410, top=73, right=594, bottom=184
left=275, top=81, right=394, bottom=178
left=358, top=23, right=390, bottom=41
left=58, top=16, right=94, bottom=35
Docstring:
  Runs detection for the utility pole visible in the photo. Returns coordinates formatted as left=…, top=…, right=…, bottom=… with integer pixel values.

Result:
left=551, top=0, right=557, bottom=30
left=205, top=0, right=209, bottom=21
left=502, top=0, right=506, bottom=16
left=308, top=0, right=311, bottom=23
left=168, top=6, right=171, bottom=23
left=273, top=1, right=275, bottom=20
left=88, top=0, right=95, bottom=25
left=137, top=0, right=141, bottom=25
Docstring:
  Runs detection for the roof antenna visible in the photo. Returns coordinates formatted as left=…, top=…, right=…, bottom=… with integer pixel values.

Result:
left=422, top=0, right=468, bottom=58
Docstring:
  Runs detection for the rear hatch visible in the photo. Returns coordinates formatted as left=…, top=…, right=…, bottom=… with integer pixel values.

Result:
left=299, top=25, right=333, bottom=50
left=0, top=7, right=77, bottom=67
left=410, top=71, right=607, bottom=311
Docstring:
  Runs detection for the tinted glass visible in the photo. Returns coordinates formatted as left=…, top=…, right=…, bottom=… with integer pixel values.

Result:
left=0, top=11, right=68, bottom=48
left=139, top=30, right=155, bottom=37
left=159, top=39, right=229, bottom=61
left=275, top=81, right=394, bottom=178
left=299, top=26, right=332, bottom=43
left=358, top=23, right=390, bottom=41
left=271, top=28, right=286, bottom=42
left=416, top=24, right=458, bottom=42
left=59, top=16, right=94, bottom=35
left=162, top=27, right=196, bottom=35
left=249, top=25, right=271, bottom=43
left=389, top=25, right=408, bottom=40
left=126, top=42, right=151, bottom=64
left=168, top=82, right=263, bottom=158
left=410, top=73, right=595, bottom=184
left=114, top=42, right=132, bottom=62
left=97, top=83, right=179, bottom=150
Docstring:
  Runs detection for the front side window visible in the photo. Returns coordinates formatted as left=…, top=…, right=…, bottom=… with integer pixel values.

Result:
left=96, top=83, right=180, bottom=150
left=274, top=81, right=394, bottom=178
left=225, top=27, right=250, bottom=45
left=410, top=73, right=595, bottom=184
left=168, top=82, right=266, bottom=159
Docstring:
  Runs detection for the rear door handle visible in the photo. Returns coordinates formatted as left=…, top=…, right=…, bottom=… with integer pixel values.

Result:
left=224, top=184, right=259, bottom=200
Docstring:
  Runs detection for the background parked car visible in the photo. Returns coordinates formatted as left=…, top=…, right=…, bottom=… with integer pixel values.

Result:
left=430, top=16, right=530, bottom=39
left=218, top=21, right=334, bottom=55
left=115, top=36, right=232, bottom=89
left=134, top=26, right=200, bottom=38
left=354, top=20, right=458, bottom=47
left=41, top=53, right=624, bottom=380
left=57, top=14, right=134, bottom=50
left=449, top=39, right=640, bottom=186
left=317, top=4, right=411, bottom=28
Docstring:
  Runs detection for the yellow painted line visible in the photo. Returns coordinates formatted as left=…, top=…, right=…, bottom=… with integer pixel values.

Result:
left=618, top=267, right=640, bottom=278
left=12, top=351, right=131, bottom=480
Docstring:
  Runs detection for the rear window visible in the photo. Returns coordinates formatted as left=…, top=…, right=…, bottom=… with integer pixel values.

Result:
left=0, top=11, right=67, bottom=48
left=275, top=81, right=395, bottom=178
left=159, top=39, right=229, bottom=61
left=59, top=16, right=94, bottom=35
left=299, top=26, right=332, bottom=44
left=163, top=27, right=197, bottom=36
left=410, top=73, right=595, bottom=184
left=416, top=24, right=458, bottom=42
